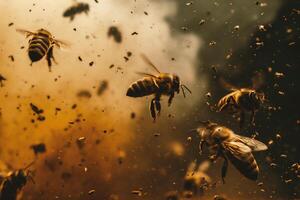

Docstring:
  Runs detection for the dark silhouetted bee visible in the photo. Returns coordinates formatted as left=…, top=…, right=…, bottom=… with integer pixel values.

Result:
left=126, top=55, right=191, bottom=120
left=183, top=161, right=211, bottom=198
left=0, top=162, right=35, bottom=200
left=191, top=121, right=267, bottom=183
left=16, top=28, right=67, bottom=71
left=63, top=2, right=90, bottom=21
left=107, top=26, right=122, bottom=43
left=217, top=72, right=266, bottom=127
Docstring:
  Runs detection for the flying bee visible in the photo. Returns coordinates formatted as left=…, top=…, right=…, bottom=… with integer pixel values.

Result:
left=183, top=160, right=211, bottom=198
left=63, top=2, right=90, bottom=21
left=217, top=72, right=266, bottom=127
left=16, top=28, right=67, bottom=71
left=0, top=161, right=35, bottom=200
left=126, top=54, right=191, bottom=120
left=191, top=121, right=267, bottom=183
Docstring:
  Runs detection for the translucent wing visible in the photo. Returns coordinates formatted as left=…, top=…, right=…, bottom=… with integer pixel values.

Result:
left=223, top=141, right=252, bottom=154
left=140, top=54, right=161, bottom=74
left=222, top=141, right=259, bottom=180
left=135, top=72, right=157, bottom=78
left=16, top=29, right=36, bottom=38
left=53, top=39, right=71, bottom=49
left=236, top=135, right=268, bottom=152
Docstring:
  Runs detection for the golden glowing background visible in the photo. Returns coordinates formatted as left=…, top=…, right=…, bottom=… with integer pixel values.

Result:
left=1, top=0, right=295, bottom=199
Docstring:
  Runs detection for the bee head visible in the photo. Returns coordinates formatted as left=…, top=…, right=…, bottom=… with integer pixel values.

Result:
left=172, top=74, right=192, bottom=98
left=172, top=74, right=180, bottom=93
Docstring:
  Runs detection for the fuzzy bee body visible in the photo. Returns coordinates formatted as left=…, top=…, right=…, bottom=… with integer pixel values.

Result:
left=126, top=55, right=191, bottom=120
left=17, top=28, right=66, bottom=71
left=217, top=88, right=265, bottom=127
left=28, top=30, right=51, bottom=63
left=126, top=77, right=159, bottom=97
left=195, top=122, right=267, bottom=182
left=0, top=163, right=34, bottom=200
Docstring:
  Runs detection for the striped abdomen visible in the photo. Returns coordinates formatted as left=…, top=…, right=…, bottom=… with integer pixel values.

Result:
left=126, top=77, right=158, bottom=97
left=28, top=35, right=50, bottom=63
left=226, top=150, right=259, bottom=180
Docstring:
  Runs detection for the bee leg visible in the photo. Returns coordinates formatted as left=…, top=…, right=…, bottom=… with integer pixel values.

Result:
left=46, top=46, right=56, bottom=72
left=199, top=140, right=205, bottom=155
left=221, top=156, right=228, bottom=184
left=150, top=98, right=156, bottom=121
left=250, top=110, right=256, bottom=126
left=155, top=95, right=161, bottom=116
left=168, top=92, right=174, bottom=107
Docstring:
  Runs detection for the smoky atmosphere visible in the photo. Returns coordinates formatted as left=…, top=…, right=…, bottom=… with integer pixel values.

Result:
left=0, top=0, right=299, bottom=200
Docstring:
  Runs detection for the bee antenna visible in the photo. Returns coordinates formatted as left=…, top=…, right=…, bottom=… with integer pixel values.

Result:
left=23, top=160, right=35, bottom=170
left=181, top=85, right=186, bottom=98
left=180, top=84, right=192, bottom=98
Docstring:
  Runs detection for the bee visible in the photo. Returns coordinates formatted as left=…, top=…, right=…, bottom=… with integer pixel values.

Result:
left=0, top=161, right=35, bottom=200
left=192, top=121, right=267, bottom=183
left=182, top=160, right=211, bottom=198
left=63, top=2, right=90, bottom=21
left=217, top=72, right=266, bottom=127
left=126, top=54, right=191, bottom=120
left=16, top=28, right=67, bottom=71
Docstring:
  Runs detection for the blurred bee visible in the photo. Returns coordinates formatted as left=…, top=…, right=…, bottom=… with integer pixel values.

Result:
left=217, top=72, right=266, bottom=128
left=126, top=54, right=191, bottom=120
left=16, top=28, right=67, bottom=71
left=191, top=121, right=267, bottom=183
left=63, top=2, right=90, bottom=21
left=0, top=161, right=35, bottom=200
left=182, top=160, right=211, bottom=198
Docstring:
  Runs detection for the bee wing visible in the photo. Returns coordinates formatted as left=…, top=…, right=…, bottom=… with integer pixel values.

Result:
left=140, top=54, right=161, bottom=74
left=222, top=141, right=259, bottom=180
left=16, top=29, right=36, bottom=38
left=135, top=72, right=157, bottom=78
left=236, top=135, right=268, bottom=152
left=53, top=38, right=71, bottom=49
left=223, top=141, right=252, bottom=154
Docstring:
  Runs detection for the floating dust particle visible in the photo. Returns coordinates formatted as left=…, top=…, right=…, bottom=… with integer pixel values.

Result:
left=89, top=61, right=94, bottom=66
left=76, top=137, right=86, bottom=149
left=107, top=26, right=122, bottom=43
left=30, top=143, right=46, bottom=155
left=131, top=32, right=138, bottom=35
left=130, top=112, right=136, bottom=119
left=77, top=90, right=92, bottom=98
left=88, top=189, right=95, bottom=195
left=97, top=80, right=108, bottom=96
left=131, top=190, right=142, bottom=196
left=8, top=55, right=14, bottom=62
left=198, top=19, right=205, bottom=25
